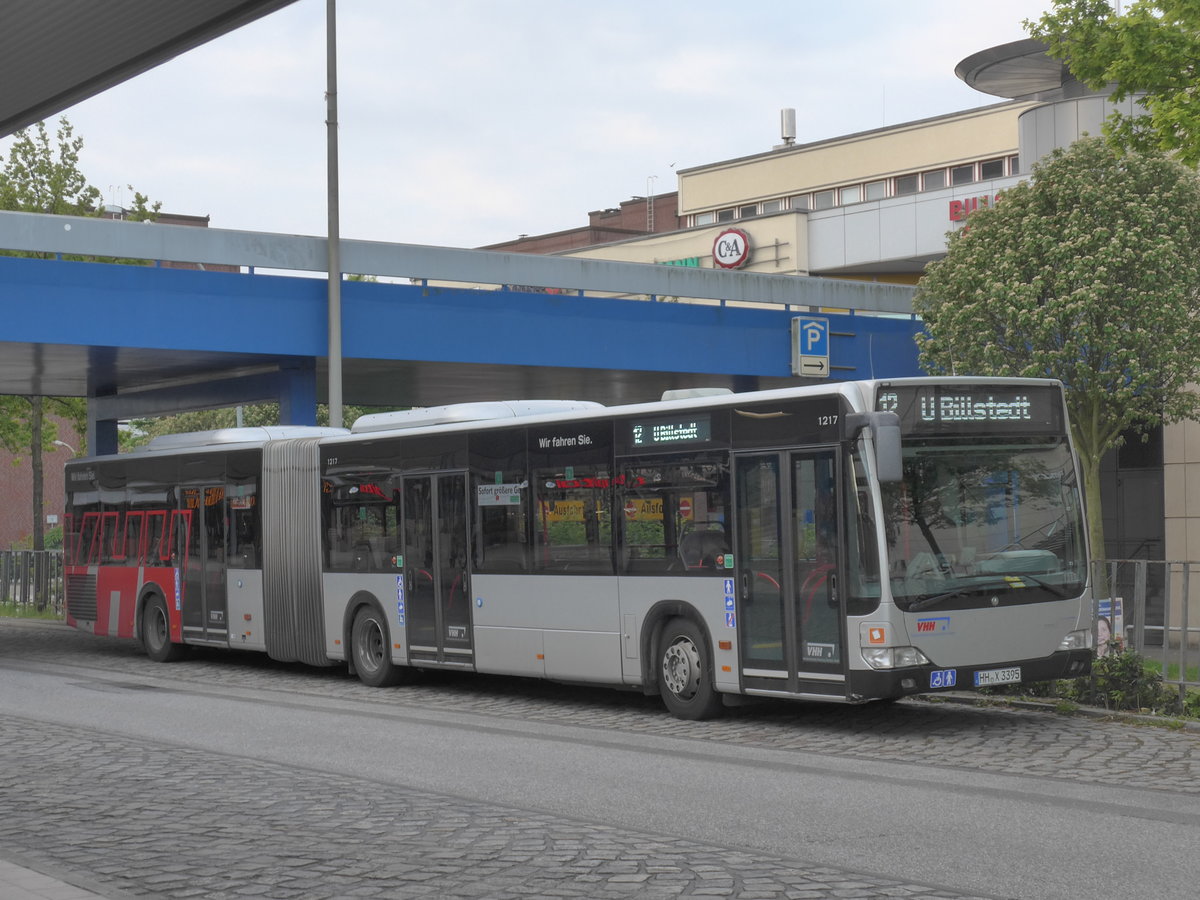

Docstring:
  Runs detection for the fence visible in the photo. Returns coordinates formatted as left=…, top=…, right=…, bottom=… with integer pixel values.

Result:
left=0, top=550, right=64, bottom=614
left=1093, top=559, right=1200, bottom=700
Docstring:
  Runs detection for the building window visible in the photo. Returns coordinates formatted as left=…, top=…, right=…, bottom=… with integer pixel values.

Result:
left=739, top=204, right=758, bottom=218
left=717, top=208, right=735, bottom=223
left=922, top=169, right=946, bottom=191
left=761, top=199, right=783, bottom=213
left=864, top=180, right=887, bottom=201
left=980, top=158, right=1005, bottom=179
left=951, top=164, right=975, bottom=185
left=791, top=194, right=810, bottom=211
left=1008, top=154, right=1020, bottom=174
left=694, top=211, right=715, bottom=226
left=894, top=174, right=919, bottom=196
left=840, top=185, right=861, bottom=205
left=813, top=190, right=835, bottom=210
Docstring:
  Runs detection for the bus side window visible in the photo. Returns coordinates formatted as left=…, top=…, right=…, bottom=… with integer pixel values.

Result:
left=99, top=512, right=121, bottom=564
left=76, top=513, right=101, bottom=566
left=323, top=473, right=399, bottom=573
left=142, top=511, right=167, bottom=564
left=532, top=466, right=613, bottom=575
left=122, top=511, right=145, bottom=564
left=227, top=484, right=259, bottom=568
left=169, top=510, right=192, bottom=565
left=62, top=514, right=76, bottom=564
left=472, top=474, right=528, bottom=573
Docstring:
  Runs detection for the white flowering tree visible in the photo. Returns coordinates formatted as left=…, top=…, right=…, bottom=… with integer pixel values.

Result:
left=914, top=137, right=1200, bottom=562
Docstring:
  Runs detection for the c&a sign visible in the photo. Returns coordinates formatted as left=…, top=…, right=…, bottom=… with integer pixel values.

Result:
left=712, top=227, right=751, bottom=269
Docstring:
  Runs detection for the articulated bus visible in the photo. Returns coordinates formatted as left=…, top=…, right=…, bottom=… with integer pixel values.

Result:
left=63, top=378, right=1092, bottom=719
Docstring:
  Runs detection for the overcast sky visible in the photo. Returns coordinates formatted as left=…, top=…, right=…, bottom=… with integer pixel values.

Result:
left=3, top=0, right=1054, bottom=249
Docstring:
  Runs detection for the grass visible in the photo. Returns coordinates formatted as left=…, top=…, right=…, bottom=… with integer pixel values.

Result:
left=0, top=600, right=64, bottom=620
left=1143, top=658, right=1200, bottom=684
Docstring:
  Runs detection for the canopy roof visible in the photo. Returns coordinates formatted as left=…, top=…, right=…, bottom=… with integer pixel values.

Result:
left=0, top=0, right=298, bottom=137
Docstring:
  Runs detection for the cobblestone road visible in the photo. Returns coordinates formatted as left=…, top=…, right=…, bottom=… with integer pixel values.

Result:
left=2, top=619, right=1198, bottom=899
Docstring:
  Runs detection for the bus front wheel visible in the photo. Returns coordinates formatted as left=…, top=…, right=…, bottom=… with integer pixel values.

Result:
left=658, top=617, right=723, bottom=720
left=351, top=606, right=405, bottom=687
left=141, top=595, right=185, bottom=663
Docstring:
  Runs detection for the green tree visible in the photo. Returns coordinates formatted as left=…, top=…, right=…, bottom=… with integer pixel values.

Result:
left=0, top=118, right=100, bottom=220
left=1027, top=0, right=1200, bottom=165
left=914, top=137, right=1200, bottom=562
left=0, top=117, right=156, bottom=553
left=0, top=396, right=82, bottom=558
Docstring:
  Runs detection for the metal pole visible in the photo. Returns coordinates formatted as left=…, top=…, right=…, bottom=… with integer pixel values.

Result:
left=326, top=0, right=343, bottom=428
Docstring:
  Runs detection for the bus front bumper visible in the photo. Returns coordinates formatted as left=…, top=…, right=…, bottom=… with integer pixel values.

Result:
left=849, top=648, right=1093, bottom=700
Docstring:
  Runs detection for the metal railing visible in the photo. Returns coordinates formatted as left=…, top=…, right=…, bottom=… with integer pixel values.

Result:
left=0, top=550, right=64, bottom=615
left=1093, top=559, right=1200, bottom=698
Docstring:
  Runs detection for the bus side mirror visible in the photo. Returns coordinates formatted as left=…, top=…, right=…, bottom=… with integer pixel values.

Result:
left=844, top=411, right=902, bottom=483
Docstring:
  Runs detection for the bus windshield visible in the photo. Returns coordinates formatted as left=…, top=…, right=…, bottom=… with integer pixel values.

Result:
left=881, top=436, right=1086, bottom=611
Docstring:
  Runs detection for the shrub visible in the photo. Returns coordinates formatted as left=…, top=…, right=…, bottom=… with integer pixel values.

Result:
left=1064, top=648, right=1182, bottom=715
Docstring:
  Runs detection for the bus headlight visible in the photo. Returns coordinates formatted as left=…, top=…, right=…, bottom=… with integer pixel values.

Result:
left=863, top=646, right=931, bottom=670
left=1059, top=629, right=1090, bottom=651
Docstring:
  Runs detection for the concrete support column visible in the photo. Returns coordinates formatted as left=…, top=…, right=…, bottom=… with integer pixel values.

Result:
left=279, top=359, right=318, bottom=426
left=87, top=406, right=120, bottom=457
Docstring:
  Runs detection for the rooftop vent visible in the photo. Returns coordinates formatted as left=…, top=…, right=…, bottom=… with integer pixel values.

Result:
left=660, top=388, right=734, bottom=402
left=351, top=400, right=605, bottom=434
left=135, top=426, right=348, bottom=453
left=777, top=108, right=797, bottom=149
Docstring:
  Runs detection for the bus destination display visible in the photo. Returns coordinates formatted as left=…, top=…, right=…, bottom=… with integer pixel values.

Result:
left=630, top=414, right=712, bottom=447
left=877, top=384, right=1063, bottom=434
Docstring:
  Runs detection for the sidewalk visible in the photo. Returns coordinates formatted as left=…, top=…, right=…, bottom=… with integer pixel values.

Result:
left=0, top=859, right=110, bottom=900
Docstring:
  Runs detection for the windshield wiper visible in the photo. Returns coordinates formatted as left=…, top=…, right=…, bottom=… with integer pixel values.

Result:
left=907, top=588, right=976, bottom=611
left=903, top=573, right=1072, bottom=612
left=1006, top=572, right=1071, bottom=599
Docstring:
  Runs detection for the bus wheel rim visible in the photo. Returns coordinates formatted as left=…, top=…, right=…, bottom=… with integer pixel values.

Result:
left=360, top=620, right=383, bottom=672
left=662, top=638, right=700, bottom=699
left=150, top=605, right=167, bottom=647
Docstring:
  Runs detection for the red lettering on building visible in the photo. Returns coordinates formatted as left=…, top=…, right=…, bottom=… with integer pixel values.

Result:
left=949, top=194, right=1002, bottom=222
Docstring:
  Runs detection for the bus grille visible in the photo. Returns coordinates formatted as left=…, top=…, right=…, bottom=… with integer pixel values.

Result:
left=66, top=573, right=97, bottom=621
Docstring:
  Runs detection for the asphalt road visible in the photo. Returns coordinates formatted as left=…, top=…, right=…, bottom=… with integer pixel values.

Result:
left=1, top=619, right=1198, bottom=899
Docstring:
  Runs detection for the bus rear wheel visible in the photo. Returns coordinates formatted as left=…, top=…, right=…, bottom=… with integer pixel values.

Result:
left=351, top=606, right=405, bottom=687
left=141, top=595, right=185, bottom=663
left=658, top=617, right=723, bottom=720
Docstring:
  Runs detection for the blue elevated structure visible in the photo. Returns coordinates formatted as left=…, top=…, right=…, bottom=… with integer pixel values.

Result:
left=0, top=210, right=922, bottom=454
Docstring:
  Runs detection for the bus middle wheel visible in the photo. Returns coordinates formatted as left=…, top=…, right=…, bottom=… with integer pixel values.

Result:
left=351, top=605, right=405, bottom=687
left=658, top=617, right=723, bottom=720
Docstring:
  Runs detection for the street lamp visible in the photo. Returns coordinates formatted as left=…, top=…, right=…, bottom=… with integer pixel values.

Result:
left=52, top=439, right=77, bottom=456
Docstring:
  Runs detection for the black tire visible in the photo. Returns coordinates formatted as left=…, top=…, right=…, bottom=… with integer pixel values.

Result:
left=351, top=605, right=405, bottom=687
left=141, top=594, right=185, bottom=663
left=658, top=617, right=724, bottom=720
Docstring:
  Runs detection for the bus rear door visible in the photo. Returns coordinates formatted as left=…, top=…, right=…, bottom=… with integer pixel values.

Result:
left=181, top=486, right=228, bottom=644
left=402, top=473, right=474, bottom=667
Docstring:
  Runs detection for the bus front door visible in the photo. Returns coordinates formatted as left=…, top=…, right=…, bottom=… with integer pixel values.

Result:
left=735, top=449, right=846, bottom=697
left=402, top=473, right=474, bottom=667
